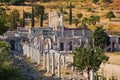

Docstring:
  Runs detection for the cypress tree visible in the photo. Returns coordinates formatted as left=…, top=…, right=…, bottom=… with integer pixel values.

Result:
left=39, top=6, right=44, bottom=27
left=31, top=1, right=34, bottom=27
left=23, top=9, right=25, bottom=27
left=69, top=2, right=72, bottom=25
left=40, top=13, right=43, bottom=27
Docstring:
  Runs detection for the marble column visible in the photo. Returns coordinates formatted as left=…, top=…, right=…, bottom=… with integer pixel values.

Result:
left=47, top=44, right=50, bottom=72
left=36, top=48, right=40, bottom=64
left=58, top=54, right=61, bottom=79
left=47, top=51, right=50, bottom=72
left=63, top=56, right=66, bottom=66
left=43, top=52, right=46, bottom=70
left=90, top=69, right=94, bottom=80
left=52, top=53, right=55, bottom=76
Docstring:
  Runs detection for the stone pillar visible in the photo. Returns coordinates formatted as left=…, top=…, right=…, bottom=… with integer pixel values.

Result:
left=47, top=51, right=50, bottom=72
left=26, top=45, right=28, bottom=57
left=37, top=48, right=40, bottom=64
left=90, top=69, right=94, bottom=80
left=63, top=56, right=66, bottom=66
left=52, top=53, right=55, bottom=76
left=47, top=44, right=50, bottom=72
left=58, top=54, right=61, bottom=79
left=43, top=52, right=46, bottom=70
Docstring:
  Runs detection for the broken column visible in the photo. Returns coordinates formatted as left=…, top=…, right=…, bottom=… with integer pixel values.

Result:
left=58, top=54, right=61, bottom=79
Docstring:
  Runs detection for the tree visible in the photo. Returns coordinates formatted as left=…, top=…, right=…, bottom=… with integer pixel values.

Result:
left=10, top=0, right=24, bottom=5
left=22, top=9, right=25, bottom=27
left=77, top=13, right=83, bottom=19
left=92, top=0, right=99, bottom=4
left=31, top=4, right=34, bottom=27
left=72, top=18, right=79, bottom=27
left=89, top=15, right=100, bottom=25
left=82, top=17, right=88, bottom=25
left=102, top=0, right=112, bottom=3
left=69, top=2, right=72, bottom=25
left=90, top=27, right=110, bottom=49
left=9, top=9, right=20, bottom=29
left=73, top=45, right=109, bottom=80
left=34, top=5, right=45, bottom=17
left=0, top=41, right=28, bottom=80
left=106, top=11, right=115, bottom=21
left=0, top=19, right=8, bottom=35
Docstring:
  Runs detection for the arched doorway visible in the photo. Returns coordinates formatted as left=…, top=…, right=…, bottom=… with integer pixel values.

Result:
left=10, top=40, right=15, bottom=50
left=60, top=43, right=64, bottom=51
left=112, top=41, right=115, bottom=51
left=68, top=41, right=72, bottom=51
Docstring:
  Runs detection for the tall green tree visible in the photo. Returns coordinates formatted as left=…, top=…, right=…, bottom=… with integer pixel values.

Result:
left=9, top=9, right=20, bottom=30
left=73, top=45, right=109, bottom=80
left=0, top=19, right=8, bottom=35
left=89, top=27, right=110, bottom=49
left=22, top=9, right=25, bottom=27
left=69, top=2, right=72, bottom=25
left=105, top=11, right=115, bottom=21
left=31, top=4, right=34, bottom=27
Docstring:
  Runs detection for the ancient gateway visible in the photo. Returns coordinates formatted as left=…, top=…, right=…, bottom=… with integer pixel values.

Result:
left=3, top=12, right=120, bottom=79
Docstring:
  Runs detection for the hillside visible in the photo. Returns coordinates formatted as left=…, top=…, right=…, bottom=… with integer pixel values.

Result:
left=0, top=0, right=120, bottom=31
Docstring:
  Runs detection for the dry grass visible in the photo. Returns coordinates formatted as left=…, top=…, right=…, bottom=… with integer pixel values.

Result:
left=1, top=0, right=120, bottom=30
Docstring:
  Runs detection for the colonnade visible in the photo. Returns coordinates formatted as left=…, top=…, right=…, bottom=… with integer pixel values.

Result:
left=22, top=43, right=66, bottom=79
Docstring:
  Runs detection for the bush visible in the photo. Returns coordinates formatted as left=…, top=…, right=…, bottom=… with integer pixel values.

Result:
left=87, top=7, right=92, bottom=12
left=10, top=0, right=24, bottom=5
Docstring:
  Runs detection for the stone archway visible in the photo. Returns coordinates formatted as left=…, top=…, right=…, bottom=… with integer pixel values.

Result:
left=10, top=40, right=15, bottom=50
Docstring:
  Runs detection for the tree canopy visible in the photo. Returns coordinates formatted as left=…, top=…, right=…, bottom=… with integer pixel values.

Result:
left=0, top=41, right=27, bottom=80
left=89, top=27, right=110, bottom=49
left=0, top=19, right=8, bottom=35
left=73, top=46, right=109, bottom=79
left=106, top=11, right=115, bottom=21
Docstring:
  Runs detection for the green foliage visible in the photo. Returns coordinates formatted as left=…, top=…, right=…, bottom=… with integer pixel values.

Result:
left=0, top=41, right=27, bottom=80
left=73, top=46, right=109, bottom=79
left=24, top=12, right=32, bottom=18
left=88, top=15, right=100, bottom=25
left=106, top=11, right=115, bottom=21
left=87, top=7, right=92, bottom=12
left=90, top=27, right=110, bottom=49
left=92, top=0, right=99, bottom=4
left=40, top=13, right=44, bottom=27
left=9, top=9, right=20, bottom=30
left=109, top=75, right=117, bottom=80
left=77, top=13, right=83, bottom=19
left=31, top=5, right=34, bottom=27
left=102, top=0, right=112, bottom=3
left=10, top=0, right=24, bottom=5
left=69, top=2, right=72, bottom=25
left=0, top=19, right=8, bottom=35
left=72, top=18, right=79, bottom=27
left=22, top=10, right=25, bottom=27
left=82, top=17, right=88, bottom=25
left=34, top=5, right=45, bottom=17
